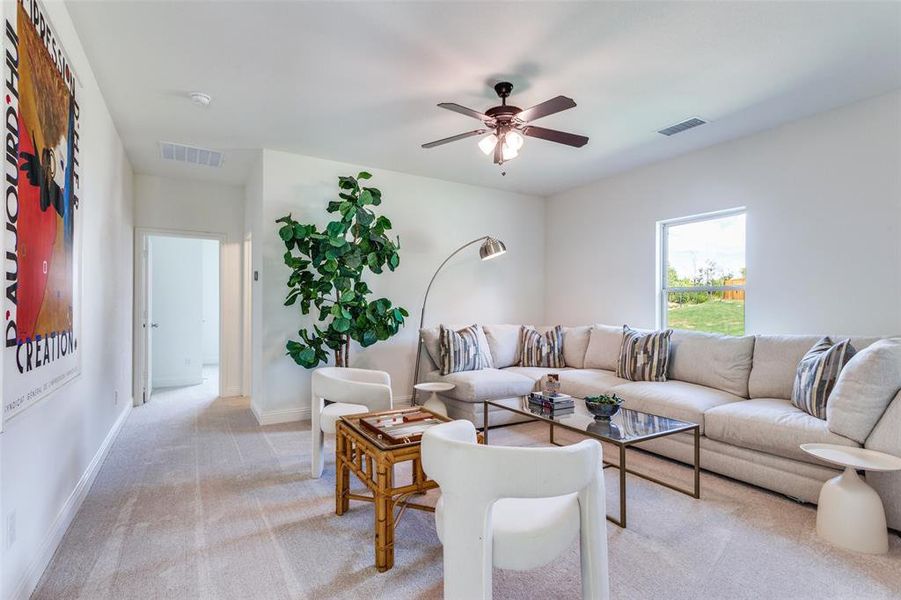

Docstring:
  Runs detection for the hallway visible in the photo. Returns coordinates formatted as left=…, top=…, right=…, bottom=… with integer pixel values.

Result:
left=30, top=373, right=444, bottom=599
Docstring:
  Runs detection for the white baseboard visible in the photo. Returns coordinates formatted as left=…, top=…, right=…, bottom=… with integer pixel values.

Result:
left=221, top=385, right=242, bottom=398
left=11, top=401, right=132, bottom=600
left=250, top=394, right=413, bottom=426
left=251, top=402, right=310, bottom=425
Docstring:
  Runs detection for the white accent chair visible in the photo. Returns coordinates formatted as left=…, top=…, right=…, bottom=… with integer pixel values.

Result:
left=311, top=367, right=393, bottom=478
left=421, top=420, right=609, bottom=600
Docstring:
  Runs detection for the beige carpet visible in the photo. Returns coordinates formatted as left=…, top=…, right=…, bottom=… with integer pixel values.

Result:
left=33, top=378, right=901, bottom=599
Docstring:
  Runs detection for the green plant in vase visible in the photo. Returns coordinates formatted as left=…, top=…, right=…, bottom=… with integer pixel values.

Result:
left=276, top=171, right=409, bottom=368
left=584, top=393, right=624, bottom=420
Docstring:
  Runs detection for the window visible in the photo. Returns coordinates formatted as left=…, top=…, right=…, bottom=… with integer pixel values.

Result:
left=659, top=209, right=746, bottom=336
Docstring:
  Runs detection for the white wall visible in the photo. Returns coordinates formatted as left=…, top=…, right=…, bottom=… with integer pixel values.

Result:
left=249, top=149, right=546, bottom=423
left=150, top=236, right=203, bottom=388
left=244, top=155, right=263, bottom=402
left=134, top=174, right=243, bottom=396
left=0, top=1, right=135, bottom=597
left=545, top=91, right=901, bottom=336
left=201, top=240, right=220, bottom=365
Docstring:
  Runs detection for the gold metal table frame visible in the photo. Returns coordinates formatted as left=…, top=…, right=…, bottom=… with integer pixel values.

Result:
left=483, top=398, right=701, bottom=529
left=334, top=408, right=445, bottom=572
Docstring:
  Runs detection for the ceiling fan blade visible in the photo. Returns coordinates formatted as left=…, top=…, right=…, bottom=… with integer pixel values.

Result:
left=421, top=129, right=487, bottom=149
left=438, top=102, right=493, bottom=123
left=515, top=95, right=577, bottom=123
left=493, top=134, right=503, bottom=164
left=522, top=125, right=589, bottom=147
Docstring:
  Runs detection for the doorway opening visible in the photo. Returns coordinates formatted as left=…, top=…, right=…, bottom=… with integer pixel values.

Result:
left=135, top=231, right=223, bottom=404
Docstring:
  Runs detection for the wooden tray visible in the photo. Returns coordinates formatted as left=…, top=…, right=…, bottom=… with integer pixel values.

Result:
left=359, top=408, right=445, bottom=445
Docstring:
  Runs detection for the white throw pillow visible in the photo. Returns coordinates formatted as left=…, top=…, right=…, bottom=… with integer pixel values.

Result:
left=562, top=326, right=591, bottom=368
left=583, top=324, right=625, bottom=370
left=827, top=338, right=901, bottom=444
left=483, top=324, right=522, bottom=368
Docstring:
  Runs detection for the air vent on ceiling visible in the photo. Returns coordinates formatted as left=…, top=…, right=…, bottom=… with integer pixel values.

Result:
left=159, top=141, right=224, bottom=168
left=658, top=118, right=707, bottom=136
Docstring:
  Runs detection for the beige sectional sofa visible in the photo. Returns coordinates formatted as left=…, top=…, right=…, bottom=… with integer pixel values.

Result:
left=418, top=324, right=901, bottom=530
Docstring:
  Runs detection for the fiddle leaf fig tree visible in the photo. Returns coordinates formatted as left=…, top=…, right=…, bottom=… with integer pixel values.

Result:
left=276, top=171, right=409, bottom=368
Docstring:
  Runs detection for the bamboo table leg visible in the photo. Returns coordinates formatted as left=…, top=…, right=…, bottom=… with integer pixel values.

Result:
left=374, top=460, right=395, bottom=572
left=335, top=428, right=350, bottom=516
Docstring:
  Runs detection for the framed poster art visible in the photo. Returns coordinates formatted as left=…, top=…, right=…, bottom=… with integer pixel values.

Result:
left=3, top=0, right=82, bottom=421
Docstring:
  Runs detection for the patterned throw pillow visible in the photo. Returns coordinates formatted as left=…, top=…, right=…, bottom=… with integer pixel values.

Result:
left=519, top=325, right=565, bottom=368
left=439, top=324, right=491, bottom=376
left=616, top=326, right=673, bottom=382
left=791, top=337, right=856, bottom=420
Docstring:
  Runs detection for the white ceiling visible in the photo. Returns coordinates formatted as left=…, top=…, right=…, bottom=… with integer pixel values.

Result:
left=66, top=1, right=901, bottom=196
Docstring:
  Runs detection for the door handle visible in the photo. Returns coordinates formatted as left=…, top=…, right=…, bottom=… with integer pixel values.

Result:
left=151, top=322, right=159, bottom=328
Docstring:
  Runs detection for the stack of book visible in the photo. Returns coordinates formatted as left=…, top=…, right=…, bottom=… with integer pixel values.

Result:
left=527, top=392, right=575, bottom=417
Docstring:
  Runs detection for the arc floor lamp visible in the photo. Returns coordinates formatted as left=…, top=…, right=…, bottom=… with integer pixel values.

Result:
left=411, top=236, right=507, bottom=405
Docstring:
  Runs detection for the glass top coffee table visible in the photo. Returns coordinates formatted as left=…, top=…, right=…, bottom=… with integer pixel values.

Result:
left=482, top=396, right=700, bottom=528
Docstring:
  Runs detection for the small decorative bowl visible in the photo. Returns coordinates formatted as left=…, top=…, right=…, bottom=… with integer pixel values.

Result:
left=584, top=395, right=624, bottom=420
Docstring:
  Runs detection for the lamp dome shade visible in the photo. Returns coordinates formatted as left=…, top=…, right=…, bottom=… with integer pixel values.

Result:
left=479, top=237, right=507, bottom=260
left=478, top=134, right=498, bottom=155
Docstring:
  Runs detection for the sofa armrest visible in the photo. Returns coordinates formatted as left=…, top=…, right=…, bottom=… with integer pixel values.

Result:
left=864, top=389, right=901, bottom=531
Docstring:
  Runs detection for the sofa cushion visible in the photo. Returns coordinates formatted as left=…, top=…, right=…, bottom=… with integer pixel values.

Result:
left=749, top=335, right=881, bottom=400
left=562, top=326, right=591, bottom=369
left=558, top=369, right=630, bottom=398
left=423, top=368, right=534, bottom=403
left=705, top=398, right=859, bottom=464
left=583, top=324, right=624, bottom=370
left=669, top=330, right=755, bottom=397
left=616, top=326, right=673, bottom=382
left=791, top=337, right=856, bottom=420
left=483, top=324, right=522, bottom=369
left=610, top=380, right=743, bottom=433
left=827, top=338, right=901, bottom=444
left=422, top=324, right=493, bottom=370
left=503, top=366, right=572, bottom=382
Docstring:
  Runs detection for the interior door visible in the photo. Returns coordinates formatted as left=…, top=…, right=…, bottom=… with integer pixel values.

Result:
left=143, top=236, right=154, bottom=402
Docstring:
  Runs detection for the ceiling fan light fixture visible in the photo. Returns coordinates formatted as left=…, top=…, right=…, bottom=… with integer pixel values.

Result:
left=501, top=141, right=519, bottom=161
left=478, top=134, right=498, bottom=155
left=505, top=130, right=524, bottom=151
left=423, top=82, right=588, bottom=165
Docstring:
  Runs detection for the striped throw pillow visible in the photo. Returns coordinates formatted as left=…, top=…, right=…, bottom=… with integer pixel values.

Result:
left=439, top=324, right=490, bottom=376
left=616, top=326, right=673, bottom=382
left=791, top=337, right=856, bottom=420
left=519, top=325, right=565, bottom=368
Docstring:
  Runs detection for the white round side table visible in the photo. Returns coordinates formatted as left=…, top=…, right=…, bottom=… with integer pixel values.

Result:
left=413, top=382, right=454, bottom=417
left=800, top=443, right=901, bottom=554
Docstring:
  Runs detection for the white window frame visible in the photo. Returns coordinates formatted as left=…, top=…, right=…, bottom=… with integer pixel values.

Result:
left=656, top=207, right=747, bottom=331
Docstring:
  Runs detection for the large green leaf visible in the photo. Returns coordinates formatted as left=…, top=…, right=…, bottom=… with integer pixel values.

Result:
left=356, top=208, right=374, bottom=226
left=332, top=317, right=351, bottom=333
left=326, top=221, right=347, bottom=238
left=361, top=330, right=378, bottom=347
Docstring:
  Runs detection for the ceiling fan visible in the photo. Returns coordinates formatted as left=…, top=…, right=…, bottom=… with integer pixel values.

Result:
left=422, top=81, right=589, bottom=165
